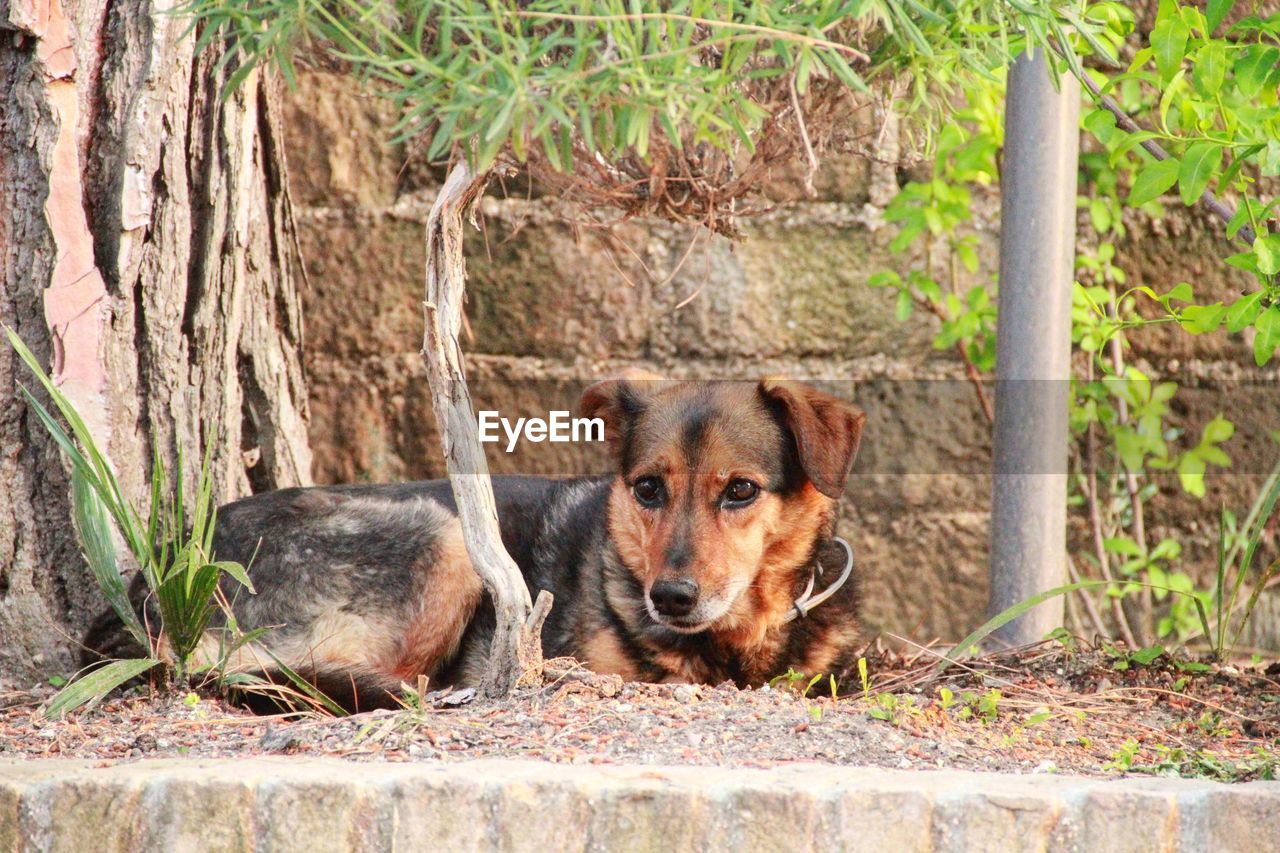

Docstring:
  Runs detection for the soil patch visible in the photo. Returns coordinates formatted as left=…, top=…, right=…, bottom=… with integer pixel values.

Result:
left=3, top=643, right=1277, bottom=781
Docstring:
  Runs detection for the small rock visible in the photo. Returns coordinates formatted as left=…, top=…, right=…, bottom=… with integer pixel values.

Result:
left=673, top=685, right=699, bottom=704
left=1033, top=760, right=1058, bottom=774
left=427, top=687, right=477, bottom=707
left=259, top=725, right=301, bottom=752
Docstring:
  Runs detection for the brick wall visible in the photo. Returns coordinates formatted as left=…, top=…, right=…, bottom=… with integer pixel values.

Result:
left=283, top=71, right=1278, bottom=648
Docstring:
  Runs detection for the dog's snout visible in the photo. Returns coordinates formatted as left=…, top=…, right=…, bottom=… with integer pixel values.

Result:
left=649, top=578, right=700, bottom=618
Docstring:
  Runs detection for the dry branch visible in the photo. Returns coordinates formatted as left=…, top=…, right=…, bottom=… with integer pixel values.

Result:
left=421, top=161, right=551, bottom=698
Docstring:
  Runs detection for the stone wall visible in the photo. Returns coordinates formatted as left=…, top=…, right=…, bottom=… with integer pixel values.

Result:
left=4, top=757, right=1278, bottom=850
left=282, top=72, right=1277, bottom=647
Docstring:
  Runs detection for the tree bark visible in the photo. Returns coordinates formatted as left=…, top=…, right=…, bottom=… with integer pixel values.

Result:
left=421, top=162, right=549, bottom=697
left=0, top=0, right=311, bottom=681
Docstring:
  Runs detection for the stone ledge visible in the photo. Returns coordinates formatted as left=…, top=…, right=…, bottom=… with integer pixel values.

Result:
left=1, top=758, right=1277, bottom=852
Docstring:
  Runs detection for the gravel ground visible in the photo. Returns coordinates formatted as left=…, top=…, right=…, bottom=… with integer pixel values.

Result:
left=3, top=646, right=1278, bottom=781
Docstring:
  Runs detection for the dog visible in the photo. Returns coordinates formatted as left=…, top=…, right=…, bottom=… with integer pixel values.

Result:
left=85, top=379, right=865, bottom=710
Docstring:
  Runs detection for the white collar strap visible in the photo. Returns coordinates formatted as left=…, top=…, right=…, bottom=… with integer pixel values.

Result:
left=783, top=537, right=854, bottom=623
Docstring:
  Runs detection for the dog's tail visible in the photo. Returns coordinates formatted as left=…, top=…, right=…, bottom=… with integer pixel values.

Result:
left=231, top=664, right=407, bottom=715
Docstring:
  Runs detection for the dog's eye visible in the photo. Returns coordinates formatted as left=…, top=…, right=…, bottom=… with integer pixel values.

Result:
left=632, top=476, right=665, bottom=508
left=723, top=479, right=760, bottom=507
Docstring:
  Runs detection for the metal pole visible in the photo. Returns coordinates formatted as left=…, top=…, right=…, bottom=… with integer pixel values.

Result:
left=987, top=50, right=1079, bottom=646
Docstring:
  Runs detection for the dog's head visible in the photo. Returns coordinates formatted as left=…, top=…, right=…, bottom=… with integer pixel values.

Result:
left=580, top=379, right=865, bottom=634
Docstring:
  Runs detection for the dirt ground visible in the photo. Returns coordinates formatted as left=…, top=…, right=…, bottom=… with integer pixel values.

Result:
left=3, top=642, right=1278, bottom=782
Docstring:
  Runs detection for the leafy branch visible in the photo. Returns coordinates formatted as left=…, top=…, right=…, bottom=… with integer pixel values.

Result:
left=179, top=0, right=1110, bottom=233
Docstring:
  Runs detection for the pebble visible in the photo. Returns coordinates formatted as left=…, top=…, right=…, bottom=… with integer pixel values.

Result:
left=673, top=685, right=699, bottom=704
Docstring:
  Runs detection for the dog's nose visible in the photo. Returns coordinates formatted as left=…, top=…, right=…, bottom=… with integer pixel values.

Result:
left=650, top=578, right=699, bottom=618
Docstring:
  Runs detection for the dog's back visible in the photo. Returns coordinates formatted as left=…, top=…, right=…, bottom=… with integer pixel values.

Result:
left=84, top=476, right=610, bottom=709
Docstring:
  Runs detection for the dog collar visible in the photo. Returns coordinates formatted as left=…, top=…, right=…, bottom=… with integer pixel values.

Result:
left=783, top=536, right=854, bottom=623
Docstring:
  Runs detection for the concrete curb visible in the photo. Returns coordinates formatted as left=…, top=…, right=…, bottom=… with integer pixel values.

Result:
left=1, top=758, right=1277, bottom=852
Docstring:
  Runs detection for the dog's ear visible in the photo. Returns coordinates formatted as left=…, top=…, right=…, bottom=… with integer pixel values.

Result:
left=758, top=379, right=865, bottom=499
left=579, top=379, right=648, bottom=457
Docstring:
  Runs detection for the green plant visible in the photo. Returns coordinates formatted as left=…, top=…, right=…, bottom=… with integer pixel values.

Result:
left=177, top=0, right=1119, bottom=235
left=1206, top=457, right=1280, bottom=659
left=868, top=76, right=1003, bottom=421
left=866, top=691, right=922, bottom=726
left=6, top=329, right=253, bottom=714
left=959, top=688, right=1002, bottom=723
left=1078, top=1, right=1280, bottom=366
left=769, top=667, right=828, bottom=698
left=1136, top=745, right=1280, bottom=782
left=1103, top=737, right=1141, bottom=772
left=869, top=4, right=1280, bottom=652
left=1102, top=643, right=1165, bottom=670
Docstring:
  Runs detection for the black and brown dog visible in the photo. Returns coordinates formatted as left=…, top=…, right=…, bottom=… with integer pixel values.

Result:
left=86, top=379, right=865, bottom=709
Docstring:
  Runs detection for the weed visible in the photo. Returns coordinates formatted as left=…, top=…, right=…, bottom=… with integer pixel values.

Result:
left=1136, top=746, right=1280, bottom=783
left=867, top=693, right=922, bottom=726
left=1104, top=738, right=1141, bottom=772
left=8, top=328, right=336, bottom=717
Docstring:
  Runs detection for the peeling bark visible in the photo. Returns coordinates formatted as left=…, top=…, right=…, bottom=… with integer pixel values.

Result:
left=0, top=0, right=311, bottom=680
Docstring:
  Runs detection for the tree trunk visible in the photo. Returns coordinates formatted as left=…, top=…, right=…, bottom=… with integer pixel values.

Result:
left=0, top=0, right=311, bottom=682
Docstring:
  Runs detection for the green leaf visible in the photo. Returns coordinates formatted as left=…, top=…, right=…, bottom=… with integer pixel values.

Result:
left=1179, top=453, right=1208, bottom=497
left=1225, top=291, right=1263, bottom=333
left=868, top=270, right=900, bottom=288
left=1193, top=42, right=1227, bottom=96
left=1206, top=0, right=1233, bottom=33
left=1173, top=660, right=1211, bottom=673
left=1253, top=305, right=1280, bottom=367
left=1129, top=158, right=1180, bottom=206
left=44, top=658, right=159, bottom=718
left=1203, top=415, right=1235, bottom=445
left=213, top=560, right=255, bottom=593
left=72, top=468, right=148, bottom=649
left=939, top=582, right=1105, bottom=672
left=1108, top=130, right=1162, bottom=166
left=1227, top=202, right=1254, bottom=240
left=1104, top=536, right=1144, bottom=557
left=1179, top=303, right=1225, bottom=334
left=1151, top=16, right=1189, bottom=85
left=1164, top=282, right=1194, bottom=303
left=895, top=289, right=914, bottom=322
left=1130, top=646, right=1164, bottom=665
left=1178, top=142, right=1222, bottom=206
left=1235, top=45, right=1280, bottom=100
left=1225, top=251, right=1260, bottom=275
left=1254, top=234, right=1280, bottom=276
